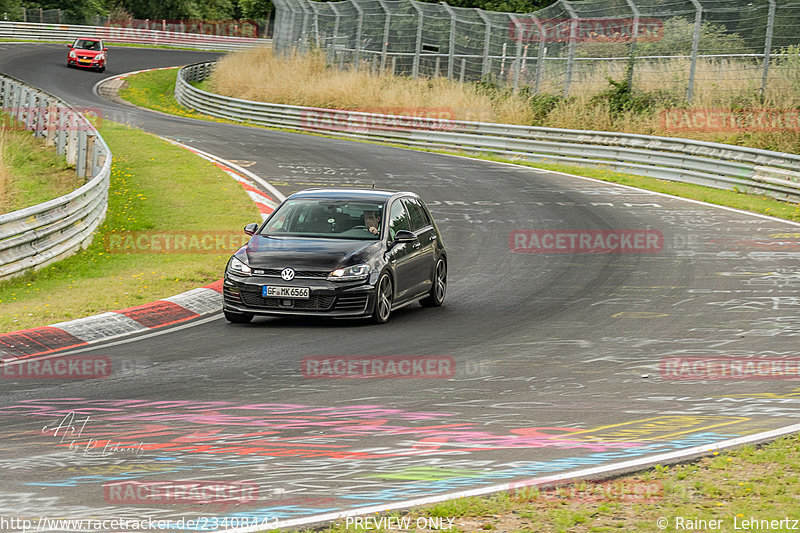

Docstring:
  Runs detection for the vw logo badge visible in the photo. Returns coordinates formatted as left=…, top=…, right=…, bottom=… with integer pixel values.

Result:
left=281, top=268, right=295, bottom=281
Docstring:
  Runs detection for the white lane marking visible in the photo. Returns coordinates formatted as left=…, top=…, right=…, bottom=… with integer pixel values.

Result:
left=439, top=152, right=800, bottom=227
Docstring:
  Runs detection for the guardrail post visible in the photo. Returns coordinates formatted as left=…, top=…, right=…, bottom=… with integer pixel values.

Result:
left=56, top=108, right=67, bottom=155
left=561, top=0, right=578, bottom=98
left=45, top=103, right=58, bottom=147
left=442, top=2, right=456, bottom=79
left=476, top=9, right=492, bottom=79
left=77, top=130, right=88, bottom=178
left=66, top=113, right=78, bottom=166
left=25, top=90, right=38, bottom=132
left=412, top=1, right=423, bottom=79
left=687, top=0, right=702, bottom=103
left=35, top=93, right=47, bottom=138
left=90, top=136, right=101, bottom=176
left=761, top=0, right=776, bottom=97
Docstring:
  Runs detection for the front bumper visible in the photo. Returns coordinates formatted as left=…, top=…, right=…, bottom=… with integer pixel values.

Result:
left=223, top=272, right=376, bottom=318
left=68, top=57, right=104, bottom=69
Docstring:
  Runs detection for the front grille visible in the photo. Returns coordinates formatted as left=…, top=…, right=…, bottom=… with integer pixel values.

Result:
left=334, top=294, right=369, bottom=311
left=259, top=269, right=329, bottom=279
left=240, top=290, right=335, bottom=310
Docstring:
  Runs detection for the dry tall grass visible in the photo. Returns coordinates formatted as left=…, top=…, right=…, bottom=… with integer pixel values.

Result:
left=210, top=47, right=800, bottom=154
left=0, top=124, right=14, bottom=213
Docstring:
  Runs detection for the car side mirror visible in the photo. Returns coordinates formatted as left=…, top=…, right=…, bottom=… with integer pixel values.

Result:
left=392, top=230, right=417, bottom=244
left=244, top=223, right=258, bottom=236
left=103, top=48, right=108, bottom=52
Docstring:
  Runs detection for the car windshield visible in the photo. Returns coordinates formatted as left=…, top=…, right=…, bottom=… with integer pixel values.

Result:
left=75, top=40, right=101, bottom=50
left=260, top=199, right=385, bottom=240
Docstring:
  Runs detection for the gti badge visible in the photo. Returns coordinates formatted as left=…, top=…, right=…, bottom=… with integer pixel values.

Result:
left=281, top=268, right=295, bottom=281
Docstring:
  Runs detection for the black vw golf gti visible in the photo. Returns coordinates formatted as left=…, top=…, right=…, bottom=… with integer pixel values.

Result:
left=223, top=189, right=447, bottom=324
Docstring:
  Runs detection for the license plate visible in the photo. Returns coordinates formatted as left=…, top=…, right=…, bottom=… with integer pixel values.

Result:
left=79, top=58, right=91, bottom=63
left=263, top=286, right=310, bottom=299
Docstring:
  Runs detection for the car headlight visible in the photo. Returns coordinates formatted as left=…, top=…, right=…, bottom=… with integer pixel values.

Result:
left=69, top=50, right=76, bottom=58
left=94, top=53, right=105, bottom=61
left=228, top=256, right=252, bottom=276
left=328, top=264, right=370, bottom=281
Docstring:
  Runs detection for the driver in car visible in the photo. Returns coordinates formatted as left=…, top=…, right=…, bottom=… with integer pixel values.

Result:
left=363, top=210, right=381, bottom=235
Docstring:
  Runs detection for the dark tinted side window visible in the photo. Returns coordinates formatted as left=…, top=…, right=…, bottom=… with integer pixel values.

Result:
left=403, top=197, right=432, bottom=231
left=387, top=200, right=410, bottom=240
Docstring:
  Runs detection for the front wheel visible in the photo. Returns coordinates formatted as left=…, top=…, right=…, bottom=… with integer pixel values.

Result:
left=224, top=310, right=254, bottom=324
left=370, top=272, right=393, bottom=324
left=420, top=258, right=446, bottom=307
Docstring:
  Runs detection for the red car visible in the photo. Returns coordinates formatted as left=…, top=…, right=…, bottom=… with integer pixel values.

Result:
left=67, top=38, right=107, bottom=72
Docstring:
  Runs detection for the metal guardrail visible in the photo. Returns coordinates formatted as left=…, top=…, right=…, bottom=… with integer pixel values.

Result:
left=0, top=74, right=112, bottom=281
left=0, top=21, right=270, bottom=51
left=176, top=61, right=800, bottom=203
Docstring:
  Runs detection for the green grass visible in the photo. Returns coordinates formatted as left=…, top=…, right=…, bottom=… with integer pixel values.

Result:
left=0, top=121, right=258, bottom=333
left=119, top=68, right=243, bottom=125
left=301, top=435, right=800, bottom=532
left=118, top=69, right=800, bottom=224
left=0, top=115, right=84, bottom=214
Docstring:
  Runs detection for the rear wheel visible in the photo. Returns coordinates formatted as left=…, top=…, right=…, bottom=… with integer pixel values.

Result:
left=371, top=272, right=393, bottom=324
left=420, top=258, right=446, bottom=307
left=224, top=310, right=254, bottom=324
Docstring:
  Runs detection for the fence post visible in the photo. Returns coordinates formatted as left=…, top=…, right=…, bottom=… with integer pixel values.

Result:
left=623, top=0, right=641, bottom=91
left=297, top=0, right=311, bottom=52
left=412, top=1, right=423, bottom=78
left=377, top=0, right=391, bottom=72
left=687, top=0, right=702, bottom=103
left=329, top=2, right=342, bottom=61
left=532, top=16, right=546, bottom=95
left=352, top=0, right=364, bottom=70
left=761, top=0, right=776, bottom=97
left=442, top=2, right=456, bottom=79
left=509, top=14, right=523, bottom=92
left=307, top=0, right=320, bottom=47
left=561, top=0, right=578, bottom=98
left=476, top=9, right=492, bottom=79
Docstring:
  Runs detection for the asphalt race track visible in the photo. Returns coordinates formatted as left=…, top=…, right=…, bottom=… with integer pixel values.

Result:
left=1, top=43, right=800, bottom=530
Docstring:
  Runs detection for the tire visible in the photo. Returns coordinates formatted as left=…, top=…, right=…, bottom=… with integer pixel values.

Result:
left=420, top=258, right=446, bottom=307
left=224, top=310, right=254, bottom=324
left=370, top=272, right=393, bottom=324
